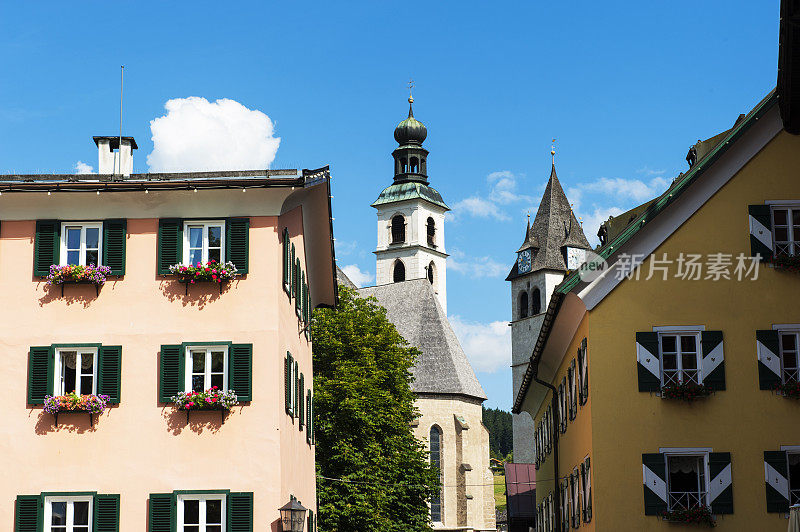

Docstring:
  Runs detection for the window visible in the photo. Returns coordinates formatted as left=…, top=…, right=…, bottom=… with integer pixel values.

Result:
left=772, top=206, right=800, bottom=256
left=790, top=452, right=800, bottom=506
left=531, top=288, right=541, bottom=315
left=186, top=346, right=227, bottom=392
left=177, top=494, right=226, bottom=532
left=44, top=495, right=93, bottom=532
left=183, top=221, right=225, bottom=265
left=666, top=454, right=707, bottom=510
left=54, top=347, right=98, bottom=396
left=581, top=457, right=592, bottom=522
left=568, top=360, right=577, bottom=421
left=430, top=425, right=443, bottom=522
left=393, top=260, right=406, bottom=283
left=427, top=261, right=435, bottom=285
left=427, top=217, right=436, bottom=247
left=391, top=215, right=405, bottom=244
left=519, top=291, right=529, bottom=319
left=578, top=339, right=588, bottom=405
left=780, top=331, right=800, bottom=384
left=60, top=222, right=102, bottom=266
left=659, top=333, right=701, bottom=386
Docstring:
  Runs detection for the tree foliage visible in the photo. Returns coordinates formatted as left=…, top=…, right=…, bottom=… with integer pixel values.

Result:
left=482, top=406, right=513, bottom=460
left=312, top=287, right=440, bottom=532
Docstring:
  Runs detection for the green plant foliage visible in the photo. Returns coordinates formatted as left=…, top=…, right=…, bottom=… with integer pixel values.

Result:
left=312, top=287, right=440, bottom=532
left=483, top=406, right=513, bottom=459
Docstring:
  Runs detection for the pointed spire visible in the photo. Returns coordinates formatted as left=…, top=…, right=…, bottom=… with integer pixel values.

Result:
left=408, top=79, right=415, bottom=118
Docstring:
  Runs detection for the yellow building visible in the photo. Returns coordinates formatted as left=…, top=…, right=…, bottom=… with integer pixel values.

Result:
left=513, top=89, right=800, bottom=531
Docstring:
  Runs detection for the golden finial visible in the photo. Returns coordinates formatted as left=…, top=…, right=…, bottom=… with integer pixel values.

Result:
left=408, top=79, right=414, bottom=104
left=551, top=138, right=556, bottom=164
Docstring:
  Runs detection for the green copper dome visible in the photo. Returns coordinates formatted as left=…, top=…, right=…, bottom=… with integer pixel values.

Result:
left=394, top=99, right=427, bottom=145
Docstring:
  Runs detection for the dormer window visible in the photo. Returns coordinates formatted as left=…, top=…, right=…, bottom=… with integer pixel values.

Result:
left=427, top=217, right=436, bottom=247
left=391, top=215, right=406, bottom=244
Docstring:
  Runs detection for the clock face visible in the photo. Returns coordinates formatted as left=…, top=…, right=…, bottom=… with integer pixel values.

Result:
left=517, top=249, right=532, bottom=273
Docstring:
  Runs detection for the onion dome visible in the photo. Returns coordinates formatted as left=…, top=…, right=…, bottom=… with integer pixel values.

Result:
left=394, top=97, right=427, bottom=145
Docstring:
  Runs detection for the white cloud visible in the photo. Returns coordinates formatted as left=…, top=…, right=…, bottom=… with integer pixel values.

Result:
left=340, top=264, right=374, bottom=288
left=146, top=97, right=280, bottom=172
left=580, top=176, right=669, bottom=203
left=449, top=249, right=508, bottom=278
left=451, top=170, right=533, bottom=222
left=74, top=161, right=94, bottom=174
left=335, top=240, right=359, bottom=256
left=578, top=206, right=625, bottom=245
left=449, top=315, right=511, bottom=373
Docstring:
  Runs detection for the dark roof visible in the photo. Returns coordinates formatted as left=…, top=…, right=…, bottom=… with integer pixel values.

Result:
left=778, top=0, right=800, bottom=134
left=358, top=279, right=487, bottom=401
left=507, top=164, right=590, bottom=280
left=597, top=199, right=658, bottom=245
left=371, top=181, right=449, bottom=210
left=93, top=136, right=139, bottom=150
left=504, top=463, right=536, bottom=521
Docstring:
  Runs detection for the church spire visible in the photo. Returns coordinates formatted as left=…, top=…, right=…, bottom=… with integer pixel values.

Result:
left=392, top=92, right=429, bottom=185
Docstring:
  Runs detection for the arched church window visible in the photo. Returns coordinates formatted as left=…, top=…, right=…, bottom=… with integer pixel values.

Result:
left=519, top=291, right=529, bottom=319
left=393, top=260, right=406, bottom=283
left=531, top=288, right=541, bottom=315
left=430, top=425, right=443, bottom=522
left=427, top=217, right=436, bottom=247
left=427, top=261, right=435, bottom=285
left=391, top=215, right=406, bottom=244
left=410, top=157, right=419, bottom=173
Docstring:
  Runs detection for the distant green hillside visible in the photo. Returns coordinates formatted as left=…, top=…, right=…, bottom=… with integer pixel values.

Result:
left=482, top=406, right=513, bottom=460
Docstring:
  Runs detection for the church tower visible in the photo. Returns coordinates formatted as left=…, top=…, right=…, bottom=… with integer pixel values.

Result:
left=372, top=95, right=450, bottom=313
left=506, top=157, right=591, bottom=463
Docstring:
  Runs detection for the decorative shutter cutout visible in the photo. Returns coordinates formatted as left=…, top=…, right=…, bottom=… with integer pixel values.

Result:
left=764, top=451, right=790, bottom=513
left=636, top=332, right=661, bottom=392
left=757, top=330, right=782, bottom=390
left=227, top=492, right=253, bottom=532
left=701, top=331, right=726, bottom=391
left=14, top=495, right=41, bottom=532
left=159, top=344, right=183, bottom=403
left=34, top=220, right=60, bottom=277
left=708, top=452, right=733, bottom=514
left=28, top=346, right=53, bottom=405
left=642, top=453, right=667, bottom=515
left=102, top=219, right=127, bottom=276
left=226, top=217, right=249, bottom=274
left=157, top=219, right=183, bottom=274
left=748, top=204, right=773, bottom=261
left=93, top=494, right=120, bottom=532
left=230, top=343, right=253, bottom=402
left=148, top=493, right=175, bottom=532
left=98, top=345, right=122, bottom=403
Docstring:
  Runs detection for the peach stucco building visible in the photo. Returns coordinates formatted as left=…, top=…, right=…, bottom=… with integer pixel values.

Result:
left=3, top=142, right=336, bottom=532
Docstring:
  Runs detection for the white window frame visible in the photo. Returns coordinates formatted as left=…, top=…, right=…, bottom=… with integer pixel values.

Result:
left=176, top=493, right=226, bottom=532
left=183, top=220, right=226, bottom=265
left=770, top=203, right=800, bottom=256
left=777, top=329, right=800, bottom=384
left=60, top=222, right=103, bottom=267
left=657, top=330, right=702, bottom=386
left=44, top=495, right=93, bottom=532
left=661, top=450, right=711, bottom=511
left=53, top=347, right=98, bottom=396
left=184, top=345, right=229, bottom=393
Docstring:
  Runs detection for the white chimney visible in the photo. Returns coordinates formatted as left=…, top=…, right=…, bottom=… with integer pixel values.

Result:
left=93, top=136, right=137, bottom=176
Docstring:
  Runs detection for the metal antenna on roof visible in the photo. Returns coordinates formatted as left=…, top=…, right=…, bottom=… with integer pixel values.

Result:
left=117, top=66, right=124, bottom=176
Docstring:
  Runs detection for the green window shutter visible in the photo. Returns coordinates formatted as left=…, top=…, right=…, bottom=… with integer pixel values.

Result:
left=227, top=492, right=254, bottom=532
left=283, top=228, right=290, bottom=293
left=34, top=220, right=60, bottom=277
left=230, top=343, right=253, bottom=402
left=295, top=263, right=302, bottom=314
left=708, top=452, right=733, bottom=514
left=290, top=244, right=296, bottom=297
left=98, top=345, right=123, bottom=404
left=642, top=453, right=667, bottom=515
left=748, top=204, right=773, bottom=261
left=301, top=272, right=307, bottom=321
left=226, top=217, right=249, bottom=274
left=14, top=495, right=42, bottom=532
left=28, top=345, right=54, bottom=405
left=294, top=361, right=299, bottom=417
left=148, top=493, right=175, bottom=532
left=159, top=344, right=184, bottom=403
left=757, top=330, right=782, bottom=390
left=700, top=331, right=725, bottom=391
left=299, top=373, right=305, bottom=430
left=764, top=450, right=790, bottom=513
left=306, top=391, right=312, bottom=443
left=636, top=332, right=661, bottom=392
left=285, top=353, right=292, bottom=414
left=308, top=509, right=314, bottom=532
left=102, top=219, right=127, bottom=276
left=311, top=394, right=315, bottom=443
left=94, top=494, right=120, bottom=532
left=157, top=219, right=183, bottom=274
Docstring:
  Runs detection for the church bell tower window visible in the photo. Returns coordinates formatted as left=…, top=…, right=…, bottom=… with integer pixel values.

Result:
left=393, top=260, right=406, bottom=283
left=519, top=291, right=529, bottom=319
left=391, top=215, right=406, bottom=244
left=427, top=217, right=436, bottom=247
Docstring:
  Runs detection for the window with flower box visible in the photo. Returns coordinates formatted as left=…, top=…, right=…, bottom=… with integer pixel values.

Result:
left=34, top=219, right=127, bottom=277
left=157, top=218, right=249, bottom=275
left=55, top=347, right=97, bottom=396
left=159, top=343, right=252, bottom=404
left=61, top=223, right=102, bottom=267
left=187, top=346, right=228, bottom=392
left=28, top=344, right=121, bottom=406
left=15, top=492, right=119, bottom=532
left=184, top=221, right=224, bottom=265
left=148, top=491, right=253, bottom=532
left=636, top=329, right=726, bottom=394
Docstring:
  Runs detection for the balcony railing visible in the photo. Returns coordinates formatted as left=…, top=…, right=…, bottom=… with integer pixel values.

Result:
left=668, top=491, right=707, bottom=510
left=663, top=370, right=700, bottom=387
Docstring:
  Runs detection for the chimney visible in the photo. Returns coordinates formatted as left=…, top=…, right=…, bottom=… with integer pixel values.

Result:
left=93, top=136, right=138, bottom=176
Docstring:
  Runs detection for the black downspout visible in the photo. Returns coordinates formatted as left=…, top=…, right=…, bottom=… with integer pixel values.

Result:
left=533, top=373, right=561, bottom=532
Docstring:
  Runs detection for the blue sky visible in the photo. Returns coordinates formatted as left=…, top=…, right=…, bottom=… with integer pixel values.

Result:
left=0, top=1, right=780, bottom=409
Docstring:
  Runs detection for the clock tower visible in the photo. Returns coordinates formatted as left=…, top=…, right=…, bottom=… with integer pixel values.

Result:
left=506, top=160, right=590, bottom=463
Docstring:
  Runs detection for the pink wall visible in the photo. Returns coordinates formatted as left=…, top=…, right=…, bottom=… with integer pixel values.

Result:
left=0, top=209, right=316, bottom=530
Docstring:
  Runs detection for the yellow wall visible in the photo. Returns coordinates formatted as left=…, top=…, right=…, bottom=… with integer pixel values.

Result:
left=587, top=130, right=800, bottom=531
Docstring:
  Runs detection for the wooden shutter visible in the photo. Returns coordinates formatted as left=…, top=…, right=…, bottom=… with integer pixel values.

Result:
left=764, top=451, right=790, bottom=512
left=34, top=220, right=60, bottom=277
left=159, top=344, right=184, bottom=403
left=301, top=272, right=307, bottom=322
left=94, top=494, right=120, bottom=532
left=102, top=219, right=127, bottom=276
left=226, top=217, right=249, bottom=274
left=748, top=204, right=773, bottom=261
left=311, top=394, right=315, bottom=443
left=701, top=331, right=726, bottom=391
left=299, top=373, right=305, bottom=429
left=14, top=495, right=41, bottom=532
left=642, top=453, right=667, bottom=515
left=230, top=343, right=253, bottom=402
left=285, top=353, right=292, bottom=414
left=157, top=219, right=183, bottom=274
left=148, top=493, right=175, bottom=532
left=306, top=391, right=312, bottom=443
left=708, top=452, right=733, bottom=514
left=98, top=345, right=123, bottom=403
left=295, top=262, right=302, bottom=315
left=579, top=339, right=588, bottom=404
left=757, top=330, right=782, bottom=390
left=283, top=228, right=290, bottom=293
left=569, top=360, right=577, bottom=420
left=636, top=332, right=661, bottom=392
left=227, top=492, right=253, bottom=532
left=308, top=509, right=314, bottom=532
left=28, top=345, right=54, bottom=405
left=290, top=244, right=296, bottom=298
left=294, top=361, right=299, bottom=417
left=583, top=457, right=592, bottom=522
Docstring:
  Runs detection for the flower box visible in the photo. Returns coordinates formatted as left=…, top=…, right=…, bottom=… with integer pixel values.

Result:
left=773, top=380, right=800, bottom=399
left=46, top=264, right=112, bottom=295
left=660, top=506, right=715, bottom=527
left=661, top=382, right=712, bottom=401
left=168, top=261, right=239, bottom=294
left=172, top=387, right=238, bottom=423
left=43, top=392, right=111, bottom=426
left=774, top=253, right=800, bottom=273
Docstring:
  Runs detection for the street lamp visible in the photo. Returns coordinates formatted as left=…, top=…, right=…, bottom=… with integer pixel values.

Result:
left=279, top=498, right=307, bottom=532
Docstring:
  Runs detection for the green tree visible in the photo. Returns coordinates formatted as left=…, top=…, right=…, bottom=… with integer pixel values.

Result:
left=312, top=286, right=440, bottom=532
left=482, top=406, right=513, bottom=459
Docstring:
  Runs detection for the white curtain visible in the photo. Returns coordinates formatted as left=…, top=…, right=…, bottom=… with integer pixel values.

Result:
left=669, top=455, right=700, bottom=474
